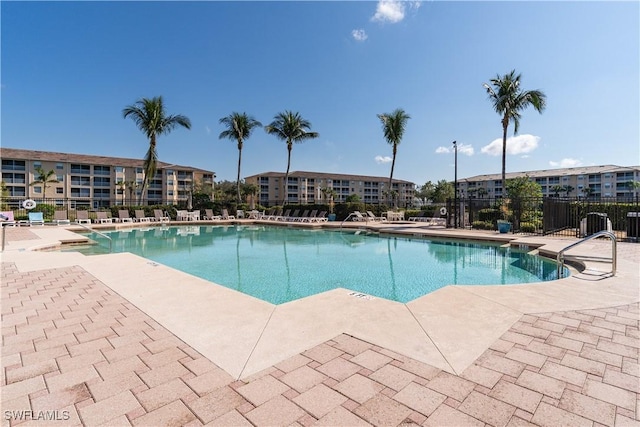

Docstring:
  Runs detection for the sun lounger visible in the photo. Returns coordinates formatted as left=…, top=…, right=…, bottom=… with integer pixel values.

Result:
left=286, top=209, right=300, bottom=221
left=366, top=211, right=385, bottom=222
left=135, top=210, right=153, bottom=222
left=222, top=209, right=235, bottom=220
left=75, top=210, right=92, bottom=224
left=301, top=210, right=317, bottom=222
left=53, top=210, right=71, bottom=225
left=203, top=209, right=221, bottom=220
left=0, top=211, right=17, bottom=226
left=153, top=209, right=170, bottom=222
left=94, top=211, right=113, bottom=224
left=294, top=210, right=310, bottom=222
left=28, top=212, right=45, bottom=226
left=117, top=210, right=134, bottom=223
left=276, top=209, right=290, bottom=221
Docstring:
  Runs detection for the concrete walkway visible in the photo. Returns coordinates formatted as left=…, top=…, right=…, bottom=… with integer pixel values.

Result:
left=1, top=224, right=638, bottom=426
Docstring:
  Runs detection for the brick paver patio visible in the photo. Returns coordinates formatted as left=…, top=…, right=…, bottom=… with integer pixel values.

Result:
left=2, top=258, right=638, bottom=426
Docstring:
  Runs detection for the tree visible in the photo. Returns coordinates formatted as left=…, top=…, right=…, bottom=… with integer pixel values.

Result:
left=551, top=184, right=565, bottom=197
left=123, top=96, right=191, bottom=203
left=563, top=185, right=574, bottom=197
left=265, top=111, right=319, bottom=205
left=477, top=188, right=488, bottom=198
left=377, top=108, right=411, bottom=207
left=30, top=166, right=59, bottom=198
left=415, top=181, right=435, bottom=203
left=582, top=186, right=594, bottom=199
left=241, top=182, right=259, bottom=209
left=321, top=187, right=337, bottom=213
left=431, top=180, right=454, bottom=203
left=483, top=70, right=546, bottom=190
left=219, top=112, right=262, bottom=203
left=124, top=180, right=138, bottom=205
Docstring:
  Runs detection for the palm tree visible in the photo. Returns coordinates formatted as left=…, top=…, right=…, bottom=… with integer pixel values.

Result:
left=30, top=166, right=59, bottom=199
left=123, top=96, right=191, bottom=203
left=564, top=185, right=574, bottom=198
left=265, top=111, right=319, bottom=205
left=219, top=112, right=262, bottom=203
left=551, top=184, right=564, bottom=197
left=377, top=108, right=411, bottom=207
left=124, top=180, right=139, bottom=205
left=483, top=70, right=546, bottom=190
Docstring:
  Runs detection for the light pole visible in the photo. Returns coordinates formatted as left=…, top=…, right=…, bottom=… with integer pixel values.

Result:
left=453, top=140, right=458, bottom=229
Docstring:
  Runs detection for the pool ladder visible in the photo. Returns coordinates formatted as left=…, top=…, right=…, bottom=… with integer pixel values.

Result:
left=73, top=222, right=113, bottom=253
left=556, top=230, right=616, bottom=278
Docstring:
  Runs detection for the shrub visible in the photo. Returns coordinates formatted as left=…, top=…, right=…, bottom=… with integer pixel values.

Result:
left=519, top=222, right=538, bottom=233
left=472, top=220, right=494, bottom=230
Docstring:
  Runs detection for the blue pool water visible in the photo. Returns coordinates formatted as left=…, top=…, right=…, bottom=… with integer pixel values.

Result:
left=75, top=225, right=567, bottom=304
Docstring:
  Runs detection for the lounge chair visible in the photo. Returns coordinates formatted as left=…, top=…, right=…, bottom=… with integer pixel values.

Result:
left=294, top=210, right=310, bottom=222
left=94, top=211, right=113, bottom=224
left=153, top=209, right=170, bottom=222
left=176, top=210, right=190, bottom=221
left=203, top=209, right=221, bottom=220
left=117, top=210, right=134, bottom=223
left=0, top=211, right=17, bottom=227
left=409, top=211, right=427, bottom=222
left=53, top=210, right=71, bottom=225
left=236, top=209, right=245, bottom=219
left=75, top=210, right=92, bottom=224
left=312, top=211, right=328, bottom=222
left=366, top=211, right=385, bottom=222
left=28, top=212, right=45, bottom=226
left=134, top=210, right=153, bottom=222
left=221, top=209, right=235, bottom=220
left=302, top=210, right=318, bottom=222
left=276, top=209, right=290, bottom=221
left=286, top=209, right=300, bottom=221
left=349, top=211, right=366, bottom=222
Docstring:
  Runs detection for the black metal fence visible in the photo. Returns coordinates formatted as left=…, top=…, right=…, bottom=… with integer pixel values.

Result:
left=447, top=196, right=640, bottom=242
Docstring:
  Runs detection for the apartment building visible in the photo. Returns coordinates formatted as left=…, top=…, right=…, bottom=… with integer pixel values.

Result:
left=245, top=171, right=415, bottom=207
left=0, top=148, right=215, bottom=208
left=458, top=165, right=640, bottom=199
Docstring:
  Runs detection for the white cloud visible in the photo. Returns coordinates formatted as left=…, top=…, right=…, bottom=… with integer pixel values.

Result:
left=549, top=158, right=582, bottom=168
left=352, top=29, right=368, bottom=41
left=371, top=0, right=405, bottom=23
left=481, top=134, right=540, bottom=156
left=205, top=126, right=211, bottom=135
left=435, top=143, right=474, bottom=156
left=375, top=155, right=392, bottom=164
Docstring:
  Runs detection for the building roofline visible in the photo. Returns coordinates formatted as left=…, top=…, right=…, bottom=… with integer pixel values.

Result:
left=0, top=147, right=214, bottom=174
left=245, top=170, right=414, bottom=184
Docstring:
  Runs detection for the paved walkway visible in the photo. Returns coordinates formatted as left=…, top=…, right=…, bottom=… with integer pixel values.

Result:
left=2, top=262, right=638, bottom=426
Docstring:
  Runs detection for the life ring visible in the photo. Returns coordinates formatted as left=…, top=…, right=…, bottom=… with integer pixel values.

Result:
left=22, top=199, right=37, bottom=210
left=440, top=207, right=447, bottom=216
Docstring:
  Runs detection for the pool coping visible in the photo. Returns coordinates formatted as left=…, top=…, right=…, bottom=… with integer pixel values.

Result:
left=1, top=222, right=638, bottom=381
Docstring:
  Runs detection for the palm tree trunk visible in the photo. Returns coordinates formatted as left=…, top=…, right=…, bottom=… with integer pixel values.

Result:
left=501, top=116, right=508, bottom=194
left=282, top=142, right=292, bottom=206
left=388, top=147, right=397, bottom=207
left=237, top=145, right=242, bottom=204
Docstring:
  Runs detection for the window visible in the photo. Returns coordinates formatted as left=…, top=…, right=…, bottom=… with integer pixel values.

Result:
left=94, top=177, right=111, bottom=187
left=2, top=173, right=26, bottom=184
left=71, top=188, right=91, bottom=197
left=8, top=186, right=26, bottom=197
left=56, top=175, right=64, bottom=182
left=114, top=166, right=124, bottom=173
left=56, top=188, right=63, bottom=194
left=94, top=166, right=110, bottom=175
left=71, top=176, right=91, bottom=186
left=56, top=163, right=64, bottom=170
left=70, top=164, right=90, bottom=174
left=136, top=167, right=143, bottom=174
left=33, top=162, right=42, bottom=168
left=34, top=187, right=42, bottom=193
left=94, top=189, right=110, bottom=198
left=167, top=180, right=174, bottom=186
left=2, top=160, right=26, bottom=171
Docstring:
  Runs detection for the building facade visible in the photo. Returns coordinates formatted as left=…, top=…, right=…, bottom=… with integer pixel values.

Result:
left=0, top=148, right=215, bottom=208
left=244, top=171, right=415, bottom=207
left=458, top=165, right=640, bottom=199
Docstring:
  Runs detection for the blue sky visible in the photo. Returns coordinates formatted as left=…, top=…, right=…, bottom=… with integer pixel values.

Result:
left=2, top=1, right=639, bottom=186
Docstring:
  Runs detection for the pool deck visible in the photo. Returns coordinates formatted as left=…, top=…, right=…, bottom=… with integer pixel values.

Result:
left=1, top=221, right=638, bottom=426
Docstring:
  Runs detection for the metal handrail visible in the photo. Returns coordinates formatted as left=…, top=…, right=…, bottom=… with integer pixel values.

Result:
left=72, top=222, right=112, bottom=253
left=557, top=230, right=616, bottom=278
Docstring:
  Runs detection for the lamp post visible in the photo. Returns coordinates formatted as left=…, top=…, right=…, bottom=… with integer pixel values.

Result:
left=453, top=140, right=458, bottom=229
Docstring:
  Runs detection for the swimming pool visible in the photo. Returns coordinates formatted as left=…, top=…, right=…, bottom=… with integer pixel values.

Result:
left=75, top=225, right=567, bottom=304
